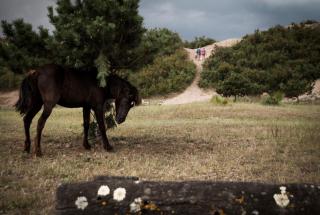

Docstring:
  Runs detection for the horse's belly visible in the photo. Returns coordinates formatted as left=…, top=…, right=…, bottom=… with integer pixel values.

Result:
left=57, top=98, right=86, bottom=108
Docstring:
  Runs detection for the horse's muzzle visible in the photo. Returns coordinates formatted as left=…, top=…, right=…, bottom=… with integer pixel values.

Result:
left=116, top=116, right=125, bottom=124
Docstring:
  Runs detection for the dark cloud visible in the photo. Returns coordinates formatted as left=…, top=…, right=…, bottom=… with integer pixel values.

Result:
left=0, top=0, right=319, bottom=40
left=139, top=0, right=320, bottom=40
left=0, top=0, right=55, bottom=32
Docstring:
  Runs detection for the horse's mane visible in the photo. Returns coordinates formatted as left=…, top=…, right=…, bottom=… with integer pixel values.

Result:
left=108, top=74, right=141, bottom=105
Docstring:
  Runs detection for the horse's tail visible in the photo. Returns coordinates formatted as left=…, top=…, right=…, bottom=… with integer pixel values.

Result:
left=15, top=70, right=38, bottom=115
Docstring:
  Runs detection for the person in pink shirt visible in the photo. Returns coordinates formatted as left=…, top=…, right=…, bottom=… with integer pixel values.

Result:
left=200, top=48, right=206, bottom=60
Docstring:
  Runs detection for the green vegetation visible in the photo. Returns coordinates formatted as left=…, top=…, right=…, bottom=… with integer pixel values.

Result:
left=0, top=19, right=51, bottom=74
left=129, top=49, right=196, bottom=97
left=114, top=28, right=195, bottom=97
left=210, top=95, right=229, bottom=105
left=200, top=22, right=320, bottom=99
left=138, top=28, right=183, bottom=66
left=261, top=92, right=284, bottom=105
left=1, top=102, right=319, bottom=214
left=0, top=19, right=40, bottom=89
left=0, top=0, right=144, bottom=87
left=215, top=72, right=256, bottom=101
left=184, top=36, right=216, bottom=49
left=0, top=68, right=23, bottom=90
left=47, top=0, right=144, bottom=86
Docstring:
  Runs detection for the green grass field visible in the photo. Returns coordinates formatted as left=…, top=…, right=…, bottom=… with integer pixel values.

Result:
left=0, top=102, right=319, bottom=214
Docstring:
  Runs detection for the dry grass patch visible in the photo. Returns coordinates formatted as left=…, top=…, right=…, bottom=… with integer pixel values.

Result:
left=0, top=102, right=319, bottom=214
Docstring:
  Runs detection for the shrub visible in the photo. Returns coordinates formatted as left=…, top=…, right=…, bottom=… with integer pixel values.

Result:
left=184, top=36, right=216, bottom=49
left=211, top=95, right=229, bottom=105
left=0, top=68, right=23, bottom=90
left=261, top=92, right=284, bottom=105
left=138, top=28, right=183, bottom=65
left=129, top=49, right=196, bottom=97
left=215, top=72, right=256, bottom=101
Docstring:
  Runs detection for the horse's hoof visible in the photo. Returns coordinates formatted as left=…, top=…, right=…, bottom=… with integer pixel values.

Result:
left=24, top=141, right=31, bottom=153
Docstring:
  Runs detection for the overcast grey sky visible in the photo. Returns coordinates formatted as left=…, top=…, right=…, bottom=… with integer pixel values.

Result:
left=1, top=0, right=320, bottom=41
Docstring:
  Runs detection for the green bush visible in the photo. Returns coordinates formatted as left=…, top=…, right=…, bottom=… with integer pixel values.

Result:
left=184, top=36, right=216, bottom=49
left=200, top=21, right=320, bottom=98
left=261, top=95, right=280, bottom=105
left=215, top=72, right=257, bottom=101
left=261, top=92, right=284, bottom=105
left=138, top=28, right=183, bottom=66
left=129, top=49, right=196, bottom=97
left=0, top=68, right=23, bottom=90
left=211, top=95, right=229, bottom=105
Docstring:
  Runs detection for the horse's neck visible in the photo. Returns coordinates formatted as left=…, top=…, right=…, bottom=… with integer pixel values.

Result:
left=107, top=77, right=123, bottom=100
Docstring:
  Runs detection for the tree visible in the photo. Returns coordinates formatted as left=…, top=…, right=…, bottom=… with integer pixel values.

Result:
left=129, top=49, right=196, bottom=97
left=279, top=65, right=314, bottom=100
left=137, top=28, right=183, bottom=66
left=48, top=0, right=145, bottom=86
left=216, top=72, right=255, bottom=101
left=0, top=19, right=52, bottom=74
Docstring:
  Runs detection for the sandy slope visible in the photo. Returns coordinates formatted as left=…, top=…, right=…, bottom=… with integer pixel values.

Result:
left=162, top=39, right=241, bottom=105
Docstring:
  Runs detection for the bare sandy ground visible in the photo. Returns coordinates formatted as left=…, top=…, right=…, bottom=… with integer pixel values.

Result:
left=0, top=90, right=18, bottom=107
left=312, top=80, right=320, bottom=95
left=162, top=39, right=241, bottom=105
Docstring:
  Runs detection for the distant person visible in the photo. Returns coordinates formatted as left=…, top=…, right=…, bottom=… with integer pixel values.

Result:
left=196, top=48, right=201, bottom=60
left=200, top=47, right=206, bottom=60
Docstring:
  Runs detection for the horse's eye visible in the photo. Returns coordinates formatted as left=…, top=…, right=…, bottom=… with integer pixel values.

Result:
left=131, top=101, right=135, bottom=107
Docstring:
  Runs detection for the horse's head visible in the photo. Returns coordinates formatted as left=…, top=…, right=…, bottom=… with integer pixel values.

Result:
left=108, top=75, right=141, bottom=124
left=115, top=85, right=141, bottom=124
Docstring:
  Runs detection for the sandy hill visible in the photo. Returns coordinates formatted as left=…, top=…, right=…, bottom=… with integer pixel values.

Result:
left=162, top=38, right=241, bottom=105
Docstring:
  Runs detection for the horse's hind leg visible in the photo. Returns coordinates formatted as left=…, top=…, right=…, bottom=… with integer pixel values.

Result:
left=82, top=107, right=91, bottom=150
left=23, top=104, right=42, bottom=153
left=34, top=103, right=54, bottom=156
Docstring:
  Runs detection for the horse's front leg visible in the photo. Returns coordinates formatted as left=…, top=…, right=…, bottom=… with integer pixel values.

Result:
left=93, top=107, right=113, bottom=151
left=82, top=107, right=91, bottom=150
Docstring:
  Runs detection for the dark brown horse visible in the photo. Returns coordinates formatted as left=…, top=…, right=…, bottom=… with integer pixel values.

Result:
left=15, top=64, right=141, bottom=156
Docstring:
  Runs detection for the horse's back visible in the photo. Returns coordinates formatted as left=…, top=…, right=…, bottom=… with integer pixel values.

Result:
left=36, top=64, right=104, bottom=107
left=59, top=67, right=103, bottom=107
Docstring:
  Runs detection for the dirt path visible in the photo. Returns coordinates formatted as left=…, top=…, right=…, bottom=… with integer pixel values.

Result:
left=162, top=39, right=241, bottom=105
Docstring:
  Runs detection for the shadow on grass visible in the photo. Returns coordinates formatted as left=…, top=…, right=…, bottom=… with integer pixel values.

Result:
left=20, top=132, right=215, bottom=158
